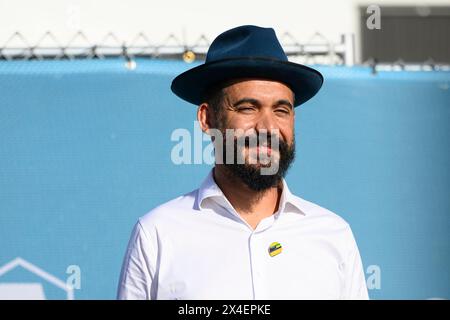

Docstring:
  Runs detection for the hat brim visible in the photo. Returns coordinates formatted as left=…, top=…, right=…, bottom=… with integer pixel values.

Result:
left=171, top=57, right=323, bottom=107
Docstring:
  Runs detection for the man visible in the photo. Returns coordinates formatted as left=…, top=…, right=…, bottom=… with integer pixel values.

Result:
left=117, top=25, right=369, bottom=300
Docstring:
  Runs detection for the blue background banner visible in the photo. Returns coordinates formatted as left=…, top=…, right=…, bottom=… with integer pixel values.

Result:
left=0, top=59, right=449, bottom=299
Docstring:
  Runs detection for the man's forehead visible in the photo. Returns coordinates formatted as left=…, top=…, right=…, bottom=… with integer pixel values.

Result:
left=222, top=78, right=295, bottom=101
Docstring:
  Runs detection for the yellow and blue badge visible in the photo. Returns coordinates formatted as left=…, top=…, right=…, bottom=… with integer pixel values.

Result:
left=268, top=242, right=282, bottom=257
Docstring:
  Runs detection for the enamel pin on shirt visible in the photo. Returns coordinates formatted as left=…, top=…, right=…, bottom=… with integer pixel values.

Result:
left=268, top=242, right=282, bottom=257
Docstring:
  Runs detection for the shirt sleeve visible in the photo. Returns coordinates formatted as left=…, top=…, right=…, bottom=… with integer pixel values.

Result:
left=117, top=219, right=157, bottom=300
left=340, top=227, right=370, bottom=300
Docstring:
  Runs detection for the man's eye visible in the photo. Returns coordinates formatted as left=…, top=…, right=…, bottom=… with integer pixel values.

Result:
left=275, top=109, right=289, bottom=114
left=238, top=106, right=255, bottom=112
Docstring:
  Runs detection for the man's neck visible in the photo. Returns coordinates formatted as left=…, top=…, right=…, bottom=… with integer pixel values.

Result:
left=212, top=165, right=282, bottom=230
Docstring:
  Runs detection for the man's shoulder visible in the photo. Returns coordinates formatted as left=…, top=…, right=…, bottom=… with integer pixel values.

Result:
left=290, top=194, right=358, bottom=248
left=291, top=194, right=351, bottom=229
left=138, top=188, right=199, bottom=229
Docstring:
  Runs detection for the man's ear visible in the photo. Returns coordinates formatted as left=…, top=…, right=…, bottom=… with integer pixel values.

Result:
left=197, top=103, right=214, bottom=135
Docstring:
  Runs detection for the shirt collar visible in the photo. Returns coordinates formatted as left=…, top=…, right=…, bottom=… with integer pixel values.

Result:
left=195, top=168, right=307, bottom=216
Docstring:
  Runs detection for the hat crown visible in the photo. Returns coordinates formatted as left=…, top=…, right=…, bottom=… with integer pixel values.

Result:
left=206, top=25, right=288, bottom=63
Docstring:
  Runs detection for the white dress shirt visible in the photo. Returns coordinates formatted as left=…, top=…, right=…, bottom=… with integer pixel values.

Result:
left=117, top=169, right=369, bottom=300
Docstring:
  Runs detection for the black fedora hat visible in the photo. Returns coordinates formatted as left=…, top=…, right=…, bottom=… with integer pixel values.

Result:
left=171, top=25, right=324, bottom=107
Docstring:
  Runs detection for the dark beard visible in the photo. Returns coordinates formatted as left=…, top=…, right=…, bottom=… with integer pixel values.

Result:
left=221, top=134, right=296, bottom=192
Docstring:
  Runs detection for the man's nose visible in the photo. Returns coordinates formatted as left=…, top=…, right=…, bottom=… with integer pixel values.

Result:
left=255, top=108, right=277, bottom=132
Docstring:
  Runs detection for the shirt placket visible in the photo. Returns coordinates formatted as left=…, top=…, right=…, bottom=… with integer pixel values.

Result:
left=248, top=216, right=276, bottom=299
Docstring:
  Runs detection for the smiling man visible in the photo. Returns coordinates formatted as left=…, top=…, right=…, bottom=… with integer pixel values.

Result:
left=117, top=25, right=369, bottom=300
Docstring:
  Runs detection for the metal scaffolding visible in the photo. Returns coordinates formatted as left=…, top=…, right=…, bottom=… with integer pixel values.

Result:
left=0, top=31, right=356, bottom=66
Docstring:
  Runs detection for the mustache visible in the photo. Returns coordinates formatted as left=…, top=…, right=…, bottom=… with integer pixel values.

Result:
left=233, top=134, right=287, bottom=149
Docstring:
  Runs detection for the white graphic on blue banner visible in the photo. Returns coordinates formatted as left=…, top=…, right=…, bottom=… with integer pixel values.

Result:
left=0, top=258, right=74, bottom=300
